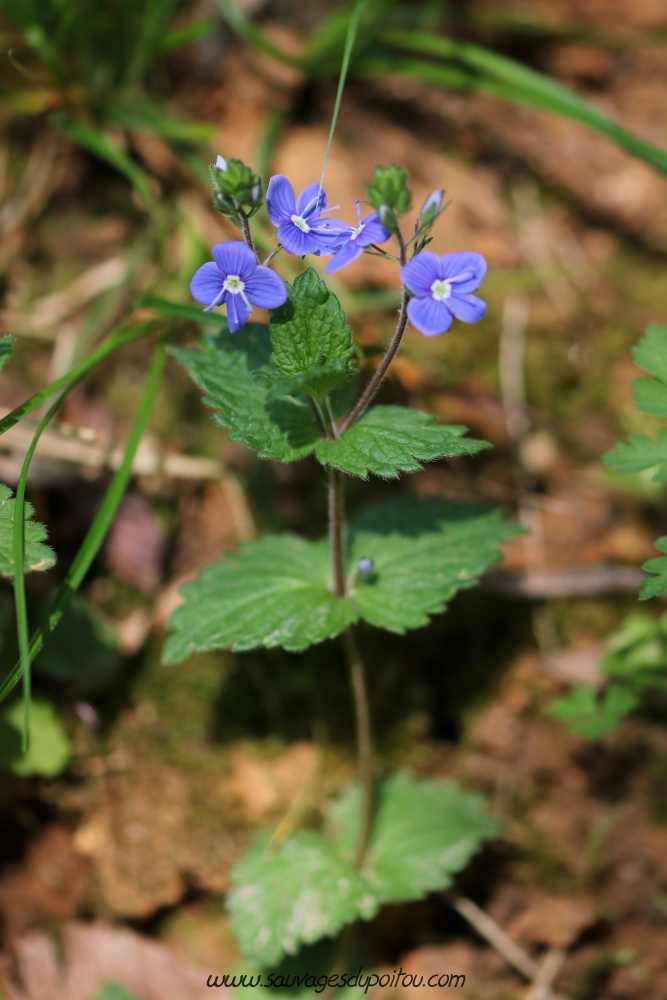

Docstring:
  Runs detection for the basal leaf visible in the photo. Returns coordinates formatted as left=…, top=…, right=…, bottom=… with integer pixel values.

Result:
left=0, top=335, right=14, bottom=373
left=258, top=356, right=356, bottom=405
left=603, top=429, right=667, bottom=481
left=0, top=699, right=71, bottom=777
left=331, top=773, right=501, bottom=903
left=633, top=325, right=667, bottom=384
left=170, top=329, right=322, bottom=462
left=228, top=773, right=498, bottom=967
left=162, top=534, right=357, bottom=663
left=0, top=484, right=56, bottom=577
left=549, top=684, right=639, bottom=739
left=349, top=497, right=521, bottom=633
left=316, top=406, right=488, bottom=479
left=269, top=269, right=354, bottom=376
left=228, top=831, right=376, bottom=968
left=640, top=537, right=667, bottom=599
left=632, top=376, right=667, bottom=416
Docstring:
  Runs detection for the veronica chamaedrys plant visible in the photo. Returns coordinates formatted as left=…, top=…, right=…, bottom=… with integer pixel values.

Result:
left=163, top=148, right=520, bottom=974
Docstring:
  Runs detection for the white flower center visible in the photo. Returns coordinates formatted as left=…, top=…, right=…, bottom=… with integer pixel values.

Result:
left=430, top=279, right=452, bottom=301
left=350, top=224, right=364, bottom=242
left=223, top=275, right=245, bottom=294
left=291, top=214, right=311, bottom=233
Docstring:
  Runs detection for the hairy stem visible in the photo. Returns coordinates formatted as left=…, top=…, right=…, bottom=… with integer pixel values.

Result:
left=342, top=626, right=373, bottom=868
left=328, top=466, right=346, bottom=598
left=337, top=230, right=408, bottom=434
left=238, top=211, right=258, bottom=261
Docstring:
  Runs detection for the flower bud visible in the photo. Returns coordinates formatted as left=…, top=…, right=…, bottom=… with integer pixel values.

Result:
left=209, top=156, right=264, bottom=221
left=366, top=164, right=412, bottom=215
left=377, top=203, right=400, bottom=234
left=358, top=558, right=374, bottom=575
left=419, top=189, right=443, bottom=227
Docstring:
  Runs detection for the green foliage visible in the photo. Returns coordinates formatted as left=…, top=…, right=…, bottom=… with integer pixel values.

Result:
left=640, top=539, right=667, bottom=600
left=35, top=592, right=120, bottom=684
left=228, top=773, right=499, bottom=967
left=0, top=484, right=55, bottom=577
left=549, top=685, right=639, bottom=739
left=91, top=986, right=140, bottom=1000
left=269, top=270, right=355, bottom=377
left=0, top=699, right=71, bottom=776
left=260, top=357, right=356, bottom=406
left=0, top=336, right=14, bottom=373
left=163, top=497, right=518, bottom=662
left=605, top=430, right=667, bottom=481
left=316, top=407, right=488, bottom=479
left=162, top=534, right=357, bottom=663
left=366, top=164, right=411, bottom=214
left=170, top=330, right=321, bottom=463
left=211, top=157, right=264, bottom=221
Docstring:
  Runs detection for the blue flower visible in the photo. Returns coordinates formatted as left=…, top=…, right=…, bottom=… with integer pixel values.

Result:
left=399, top=251, right=487, bottom=336
left=419, top=189, right=443, bottom=227
left=266, top=175, right=349, bottom=257
left=325, top=201, right=391, bottom=274
left=190, top=241, right=287, bottom=333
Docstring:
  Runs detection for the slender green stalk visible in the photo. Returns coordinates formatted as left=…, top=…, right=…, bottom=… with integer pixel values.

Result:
left=0, top=321, right=154, bottom=437
left=0, top=340, right=167, bottom=705
left=315, top=0, right=369, bottom=207
left=13, top=386, right=77, bottom=750
left=328, top=467, right=346, bottom=598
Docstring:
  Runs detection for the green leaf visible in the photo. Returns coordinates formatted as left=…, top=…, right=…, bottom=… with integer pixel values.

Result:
left=640, top=538, right=667, bottom=599
left=0, top=699, right=71, bottom=776
left=258, top=356, right=356, bottom=405
left=142, top=295, right=228, bottom=327
left=228, top=772, right=498, bottom=967
left=349, top=497, right=520, bottom=633
left=0, top=335, right=14, bottom=373
left=170, top=330, right=322, bottom=463
left=35, top=592, right=120, bottom=683
left=91, top=986, right=140, bottom=1000
left=316, top=406, right=488, bottom=479
left=162, top=534, right=358, bottom=663
left=601, top=612, right=667, bottom=684
left=549, top=684, right=639, bottom=739
left=0, top=484, right=55, bottom=577
left=331, top=772, right=501, bottom=902
left=269, top=269, right=355, bottom=376
left=603, top=429, right=667, bottom=480
left=228, top=831, right=376, bottom=968
left=164, top=497, right=518, bottom=661
left=632, top=325, right=667, bottom=383
left=632, top=377, right=667, bottom=416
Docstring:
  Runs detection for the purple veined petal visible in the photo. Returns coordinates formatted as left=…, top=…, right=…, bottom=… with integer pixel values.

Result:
left=245, top=266, right=288, bottom=309
left=267, top=175, right=296, bottom=224
left=308, top=227, right=345, bottom=256
left=225, top=292, right=251, bottom=333
left=277, top=221, right=318, bottom=256
left=356, top=215, right=391, bottom=248
left=437, top=251, right=487, bottom=292
left=407, top=295, right=453, bottom=336
left=448, top=292, right=487, bottom=324
left=190, top=261, right=223, bottom=306
left=212, top=241, right=257, bottom=281
left=399, top=251, right=441, bottom=296
left=297, top=182, right=327, bottom=218
left=325, top=239, right=363, bottom=273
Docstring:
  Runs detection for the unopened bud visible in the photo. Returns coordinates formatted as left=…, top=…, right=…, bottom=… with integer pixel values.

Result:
left=358, top=558, right=374, bottom=575
left=377, top=204, right=399, bottom=234
left=419, top=189, right=443, bottom=227
left=367, top=164, right=412, bottom=215
left=215, top=154, right=227, bottom=171
left=209, top=156, right=264, bottom=221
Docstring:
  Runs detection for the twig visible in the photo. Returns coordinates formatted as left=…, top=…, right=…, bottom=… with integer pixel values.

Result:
left=525, top=948, right=566, bottom=1000
left=482, top=565, right=646, bottom=599
left=448, top=894, right=539, bottom=982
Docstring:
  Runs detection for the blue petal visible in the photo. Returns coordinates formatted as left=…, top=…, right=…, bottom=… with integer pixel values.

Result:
left=407, top=295, right=453, bottom=336
left=297, top=183, right=327, bottom=218
left=190, top=262, right=223, bottom=306
left=356, top=214, right=391, bottom=247
left=448, top=292, right=487, bottom=323
left=245, top=266, right=288, bottom=309
left=438, top=251, right=487, bottom=292
left=225, top=293, right=251, bottom=333
left=212, top=241, right=256, bottom=280
left=399, top=252, right=441, bottom=296
left=325, top=239, right=363, bottom=273
left=277, top=221, right=318, bottom=256
left=267, top=175, right=296, bottom=225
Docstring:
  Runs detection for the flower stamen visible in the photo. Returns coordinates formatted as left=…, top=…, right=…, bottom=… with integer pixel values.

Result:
left=430, top=279, right=452, bottom=302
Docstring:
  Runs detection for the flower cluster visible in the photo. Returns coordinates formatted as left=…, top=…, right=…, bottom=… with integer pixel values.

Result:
left=190, top=159, right=487, bottom=337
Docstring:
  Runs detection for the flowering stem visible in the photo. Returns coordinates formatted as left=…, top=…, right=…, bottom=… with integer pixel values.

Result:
left=342, top=625, right=373, bottom=868
left=328, top=466, right=346, bottom=598
left=337, top=229, right=409, bottom=434
left=262, top=243, right=283, bottom=266
left=238, top=210, right=258, bottom=262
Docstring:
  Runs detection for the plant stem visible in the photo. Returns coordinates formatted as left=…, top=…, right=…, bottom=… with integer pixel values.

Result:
left=337, top=229, right=408, bottom=434
left=238, top=210, right=258, bottom=261
left=262, top=243, right=283, bottom=266
left=342, top=626, right=373, bottom=868
left=328, top=466, right=346, bottom=598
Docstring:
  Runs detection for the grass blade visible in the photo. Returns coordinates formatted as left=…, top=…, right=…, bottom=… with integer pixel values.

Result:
left=0, top=322, right=154, bottom=437
left=0, top=340, right=167, bottom=705
left=217, top=0, right=303, bottom=68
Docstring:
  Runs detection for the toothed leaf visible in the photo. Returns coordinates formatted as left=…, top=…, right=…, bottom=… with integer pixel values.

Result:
left=269, top=268, right=354, bottom=375
left=0, top=484, right=56, bottom=577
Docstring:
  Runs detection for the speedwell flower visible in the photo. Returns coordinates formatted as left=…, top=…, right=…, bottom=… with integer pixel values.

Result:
left=325, top=200, right=390, bottom=274
left=399, top=251, right=487, bottom=337
left=266, top=176, right=348, bottom=257
left=190, top=241, right=287, bottom=333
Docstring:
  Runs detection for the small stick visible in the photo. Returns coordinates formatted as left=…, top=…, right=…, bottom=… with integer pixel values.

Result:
left=525, top=948, right=566, bottom=1000
left=448, top=894, right=539, bottom=981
